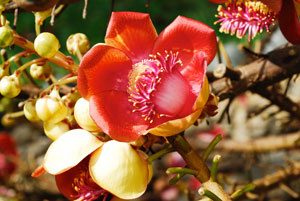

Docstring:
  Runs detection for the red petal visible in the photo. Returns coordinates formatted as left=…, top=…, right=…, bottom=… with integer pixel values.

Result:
left=0, top=132, right=18, bottom=156
left=105, top=12, right=158, bottom=64
left=278, top=0, right=300, bottom=44
left=180, top=51, right=207, bottom=101
left=89, top=91, right=149, bottom=142
left=78, top=44, right=132, bottom=99
left=152, top=16, right=217, bottom=65
left=261, top=0, right=282, bottom=14
left=55, top=157, right=106, bottom=201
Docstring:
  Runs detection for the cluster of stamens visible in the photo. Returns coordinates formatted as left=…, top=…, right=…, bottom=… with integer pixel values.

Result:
left=215, top=0, right=276, bottom=40
left=71, top=168, right=108, bottom=201
left=128, top=51, right=183, bottom=123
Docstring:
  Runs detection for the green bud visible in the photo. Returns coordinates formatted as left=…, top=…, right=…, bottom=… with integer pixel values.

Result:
left=34, top=32, right=60, bottom=58
left=66, top=33, right=90, bottom=55
left=0, top=26, right=14, bottom=48
left=30, top=62, right=52, bottom=80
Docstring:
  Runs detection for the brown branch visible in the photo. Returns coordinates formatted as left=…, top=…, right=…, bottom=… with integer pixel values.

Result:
left=249, top=162, right=300, bottom=196
left=195, top=131, right=300, bottom=153
left=253, top=86, right=300, bottom=120
left=211, top=45, right=300, bottom=101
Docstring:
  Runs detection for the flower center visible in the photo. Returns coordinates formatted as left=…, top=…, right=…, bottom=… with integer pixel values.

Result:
left=71, top=167, right=109, bottom=201
left=128, top=51, right=189, bottom=123
left=215, top=0, right=276, bottom=40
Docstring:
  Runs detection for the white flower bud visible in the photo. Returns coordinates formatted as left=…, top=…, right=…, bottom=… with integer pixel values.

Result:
left=66, top=33, right=90, bottom=55
left=74, top=98, right=101, bottom=132
left=35, top=89, right=68, bottom=123
left=0, top=74, right=21, bottom=98
left=44, top=121, right=69, bottom=141
left=30, top=63, right=52, bottom=80
left=24, top=99, right=41, bottom=122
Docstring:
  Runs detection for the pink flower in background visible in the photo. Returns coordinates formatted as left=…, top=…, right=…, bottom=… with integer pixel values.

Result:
left=0, top=132, right=18, bottom=180
left=209, top=0, right=300, bottom=44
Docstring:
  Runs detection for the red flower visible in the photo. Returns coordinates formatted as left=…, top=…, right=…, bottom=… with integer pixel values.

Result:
left=209, top=0, right=300, bottom=44
left=78, top=12, right=217, bottom=142
left=0, top=132, right=18, bottom=180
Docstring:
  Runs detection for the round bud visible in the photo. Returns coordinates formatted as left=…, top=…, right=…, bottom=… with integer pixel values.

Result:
left=35, top=90, right=68, bottom=123
left=13, top=0, right=58, bottom=12
left=66, top=33, right=90, bottom=55
left=34, top=32, right=60, bottom=58
left=74, top=98, right=101, bottom=132
left=0, top=26, right=14, bottom=48
left=0, top=74, right=21, bottom=98
left=30, top=63, right=52, bottom=80
left=24, top=99, right=41, bottom=122
left=44, top=121, right=70, bottom=141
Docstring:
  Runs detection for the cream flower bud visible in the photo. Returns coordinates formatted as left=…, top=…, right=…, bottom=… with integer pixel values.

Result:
left=74, top=98, right=101, bottom=132
left=66, top=33, right=90, bottom=55
left=0, top=74, right=21, bottom=98
left=0, top=26, right=14, bottom=48
left=34, top=32, right=60, bottom=58
left=30, top=63, right=52, bottom=80
left=89, top=141, right=149, bottom=199
left=24, top=99, right=41, bottom=122
left=35, top=89, right=67, bottom=123
left=44, top=121, right=69, bottom=141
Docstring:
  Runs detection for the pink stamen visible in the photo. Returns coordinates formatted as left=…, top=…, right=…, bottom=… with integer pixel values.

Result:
left=215, top=0, right=276, bottom=40
left=71, top=166, right=108, bottom=201
left=128, top=51, right=184, bottom=123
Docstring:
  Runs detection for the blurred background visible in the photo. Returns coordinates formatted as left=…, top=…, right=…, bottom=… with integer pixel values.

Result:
left=1, top=1, right=299, bottom=201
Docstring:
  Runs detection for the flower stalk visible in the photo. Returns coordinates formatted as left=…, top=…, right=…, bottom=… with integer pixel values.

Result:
left=202, top=134, right=223, bottom=161
left=13, top=33, right=79, bottom=74
left=211, top=155, right=221, bottom=182
left=41, top=76, right=77, bottom=97
left=148, top=146, right=175, bottom=163
left=166, top=167, right=197, bottom=176
left=198, top=187, right=223, bottom=201
left=230, top=184, right=255, bottom=200
left=167, top=134, right=210, bottom=182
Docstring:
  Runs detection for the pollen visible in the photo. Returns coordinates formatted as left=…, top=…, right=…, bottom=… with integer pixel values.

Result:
left=71, top=167, right=109, bottom=201
left=127, top=51, right=183, bottom=123
left=215, top=0, right=276, bottom=41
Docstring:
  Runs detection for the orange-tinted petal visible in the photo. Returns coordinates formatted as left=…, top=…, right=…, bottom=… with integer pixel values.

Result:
left=89, top=91, right=149, bottom=142
left=105, top=12, right=158, bottom=64
left=78, top=44, right=132, bottom=99
left=278, top=0, right=300, bottom=44
left=261, top=0, right=282, bottom=14
left=152, top=16, right=217, bottom=66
